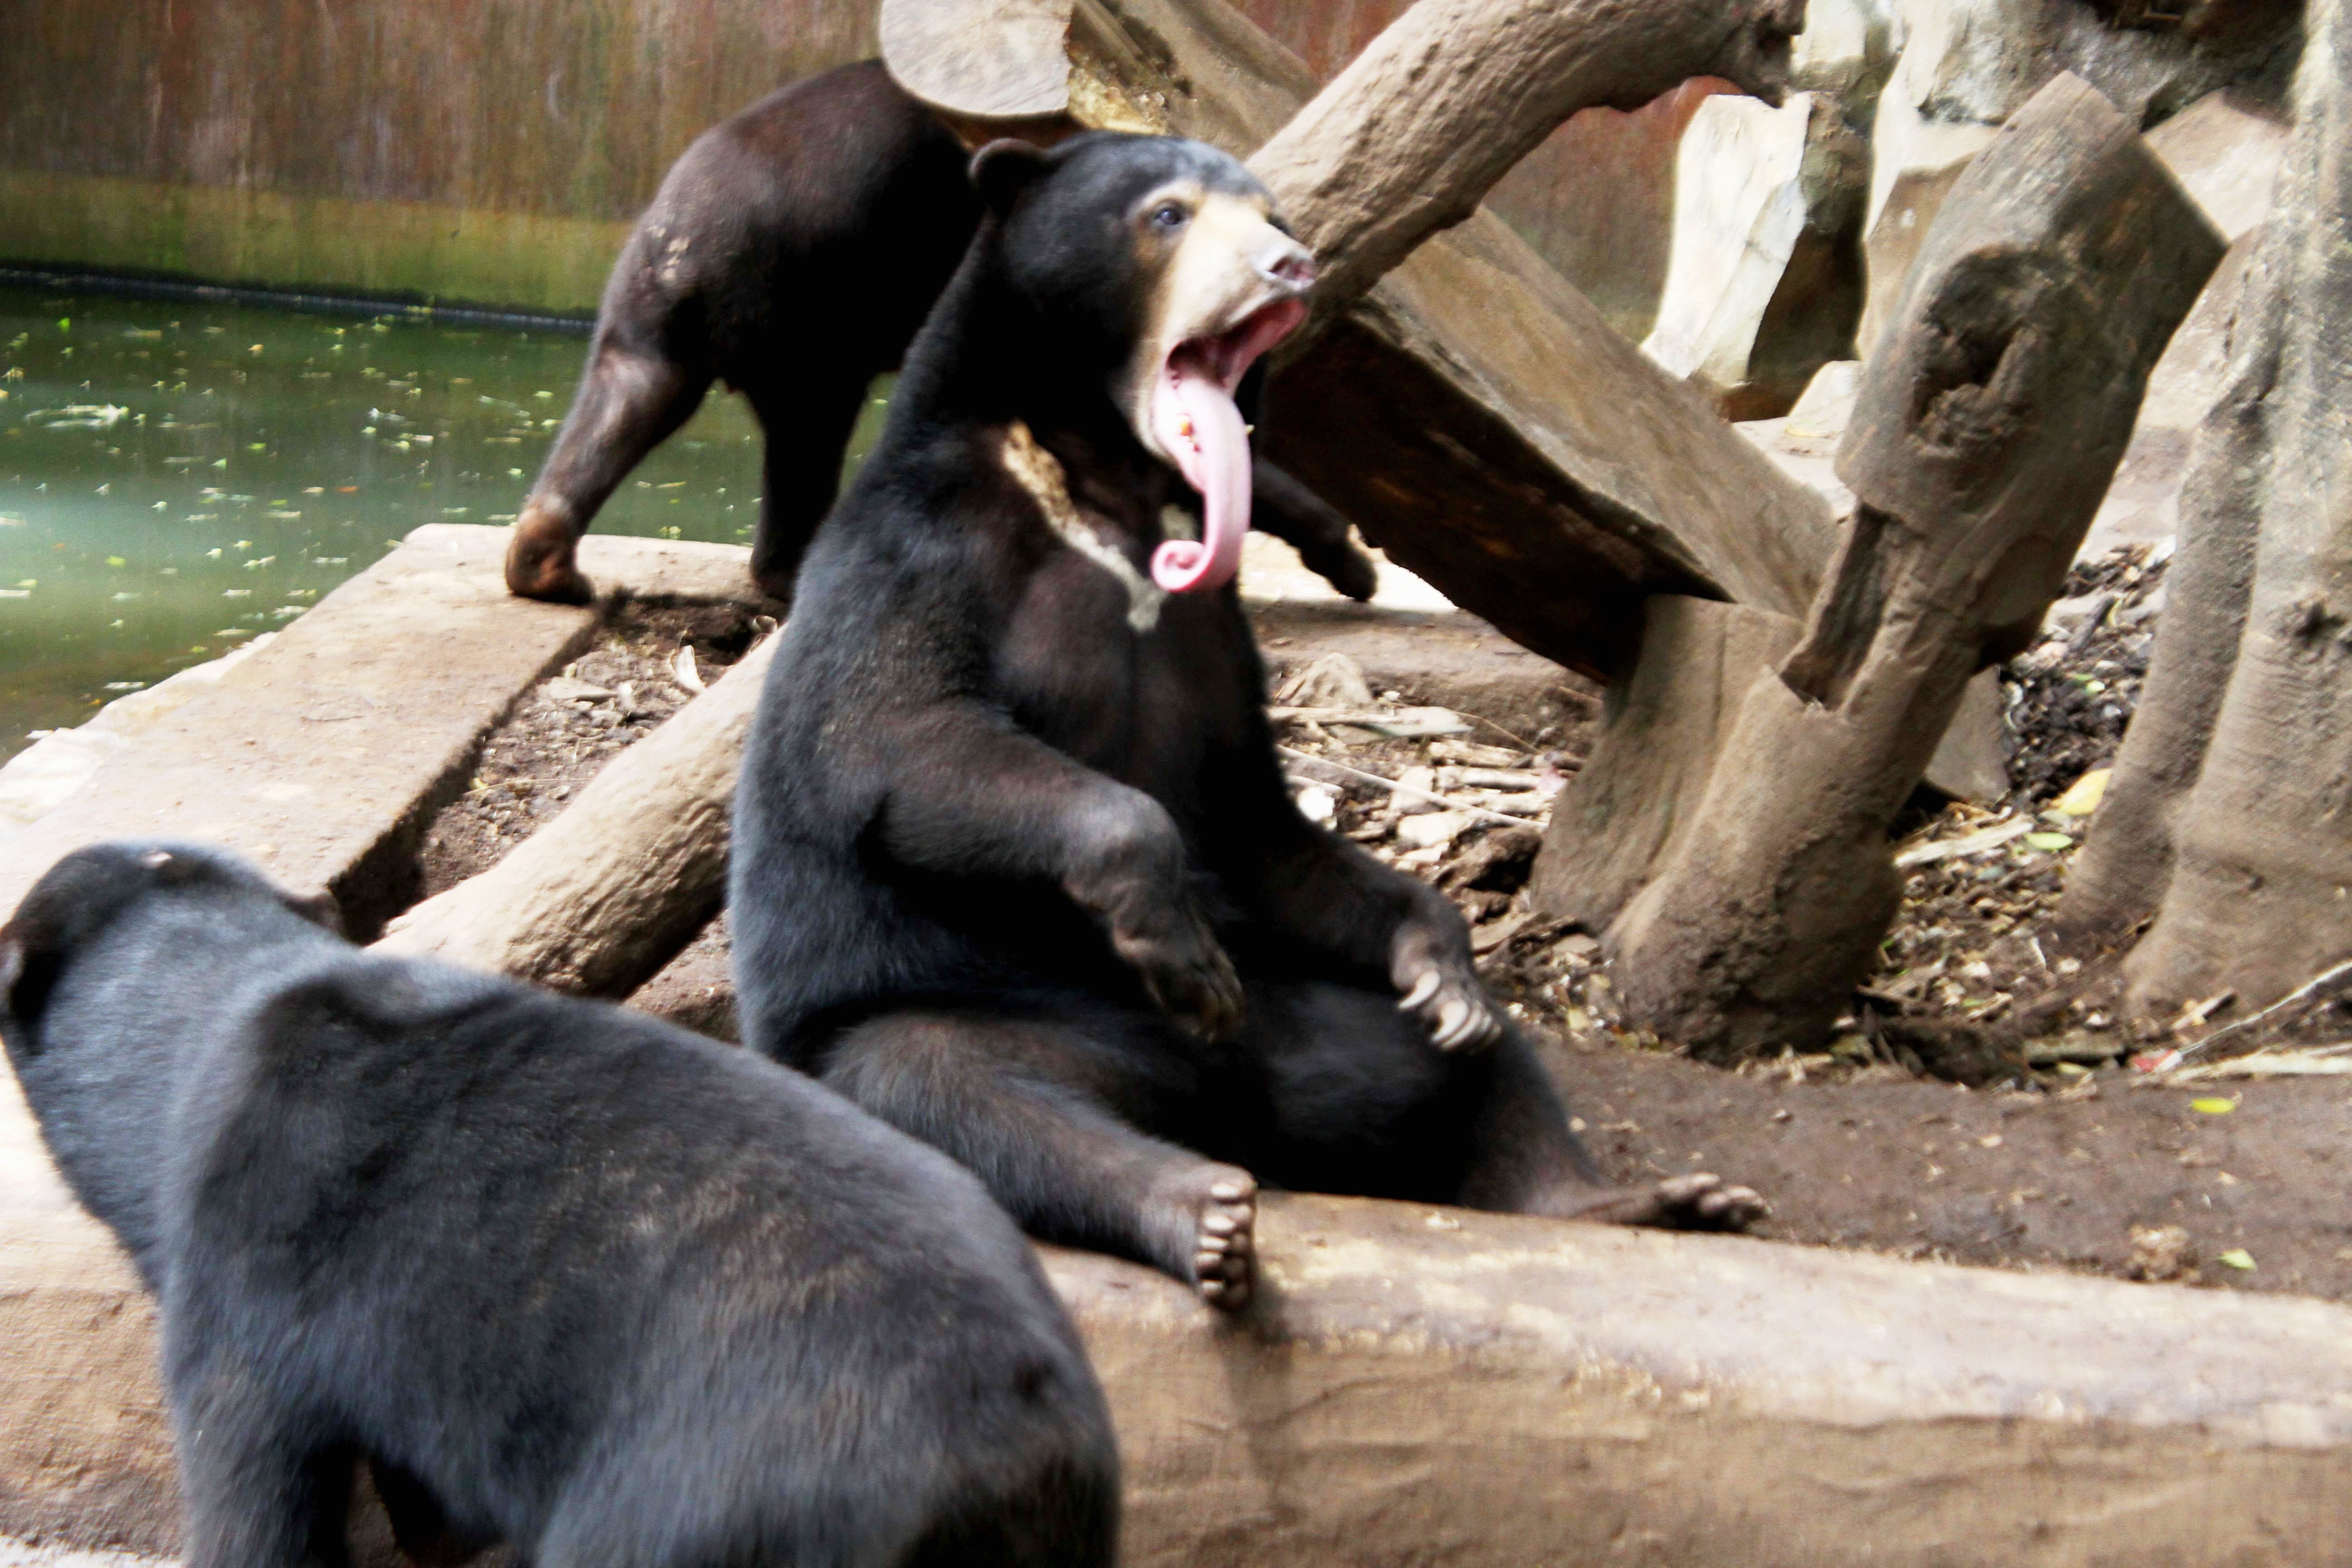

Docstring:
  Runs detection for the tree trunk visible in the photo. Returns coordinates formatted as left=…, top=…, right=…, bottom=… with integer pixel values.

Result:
left=2067, top=0, right=2352, bottom=1016
left=371, top=634, right=775, bottom=997
left=1609, top=74, right=2225, bottom=1058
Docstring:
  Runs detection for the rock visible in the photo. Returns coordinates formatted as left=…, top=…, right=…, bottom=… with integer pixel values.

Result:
left=1644, top=92, right=1869, bottom=419
left=2146, top=88, right=2291, bottom=242
left=1926, top=667, right=2012, bottom=805
left=541, top=675, right=616, bottom=703
left=1858, top=0, right=2297, bottom=359
left=1736, top=358, right=1864, bottom=520
left=2078, top=95, right=2286, bottom=559
left=1790, top=0, right=1902, bottom=117
left=1857, top=88, right=2000, bottom=358
left=1396, top=809, right=1476, bottom=852
left=2128, top=1222, right=2200, bottom=1282
left=1486, top=79, right=1743, bottom=343
left=1272, top=651, right=1376, bottom=710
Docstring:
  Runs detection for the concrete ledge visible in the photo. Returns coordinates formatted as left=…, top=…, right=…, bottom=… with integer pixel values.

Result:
left=0, top=525, right=757, bottom=932
left=1057, top=1195, right=2352, bottom=1565
left=9, top=1162, right=2352, bottom=1563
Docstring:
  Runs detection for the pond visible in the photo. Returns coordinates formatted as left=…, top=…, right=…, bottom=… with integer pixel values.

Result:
left=0, top=281, right=887, bottom=763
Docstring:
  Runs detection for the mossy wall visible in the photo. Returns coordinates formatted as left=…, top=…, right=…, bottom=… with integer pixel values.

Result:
left=0, top=0, right=878, bottom=314
left=0, top=0, right=1682, bottom=332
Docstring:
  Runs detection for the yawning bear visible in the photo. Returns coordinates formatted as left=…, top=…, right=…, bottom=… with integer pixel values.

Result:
left=730, top=133, right=1763, bottom=1308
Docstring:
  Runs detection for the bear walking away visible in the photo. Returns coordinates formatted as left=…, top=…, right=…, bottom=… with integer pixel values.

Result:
left=501, top=60, right=1376, bottom=609
left=0, top=842, right=1117, bottom=1568
left=730, top=132, right=1764, bottom=1311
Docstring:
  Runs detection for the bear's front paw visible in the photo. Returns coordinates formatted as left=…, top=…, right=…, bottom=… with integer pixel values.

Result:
left=1116, top=907, right=1245, bottom=1044
left=1392, top=925, right=1503, bottom=1053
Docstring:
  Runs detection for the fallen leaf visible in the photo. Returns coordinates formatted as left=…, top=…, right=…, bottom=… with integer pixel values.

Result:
left=2218, top=1249, right=2255, bottom=1271
left=2025, top=831, right=2075, bottom=852
left=2052, top=768, right=2111, bottom=817
left=2190, top=1097, right=2236, bottom=1115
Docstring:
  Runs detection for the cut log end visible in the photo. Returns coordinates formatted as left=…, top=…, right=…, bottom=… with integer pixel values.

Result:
left=880, top=0, right=1075, bottom=121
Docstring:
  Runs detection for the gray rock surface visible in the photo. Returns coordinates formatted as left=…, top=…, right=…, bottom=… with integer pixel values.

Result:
left=1644, top=93, right=1868, bottom=418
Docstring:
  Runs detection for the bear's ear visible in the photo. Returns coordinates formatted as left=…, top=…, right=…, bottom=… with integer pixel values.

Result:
left=0, top=923, right=55, bottom=1043
left=970, top=138, right=1052, bottom=213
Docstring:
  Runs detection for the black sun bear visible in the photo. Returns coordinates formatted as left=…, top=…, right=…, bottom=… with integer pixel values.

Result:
left=0, top=842, right=1117, bottom=1568
left=729, top=132, right=1766, bottom=1310
left=503, top=60, right=1375, bottom=609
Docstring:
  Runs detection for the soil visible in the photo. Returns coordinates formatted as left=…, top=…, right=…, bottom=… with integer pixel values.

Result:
left=415, top=600, right=765, bottom=897
left=406, top=545, right=2352, bottom=1304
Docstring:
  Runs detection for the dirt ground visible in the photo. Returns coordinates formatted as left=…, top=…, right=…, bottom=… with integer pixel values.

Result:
left=416, top=600, right=765, bottom=897
left=410, top=547, right=2352, bottom=1303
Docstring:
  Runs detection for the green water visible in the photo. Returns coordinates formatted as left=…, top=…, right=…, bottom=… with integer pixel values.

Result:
left=0, top=283, right=887, bottom=762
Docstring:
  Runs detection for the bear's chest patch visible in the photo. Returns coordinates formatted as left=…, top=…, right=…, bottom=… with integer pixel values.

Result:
left=997, top=421, right=1168, bottom=634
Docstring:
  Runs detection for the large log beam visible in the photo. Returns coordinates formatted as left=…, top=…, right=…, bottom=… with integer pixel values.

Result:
left=1247, top=0, right=1805, bottom=327
left=1607, top=75, right=2225, bottom=1058
left=371, top=634, right=775, bottom=997
left=13, top=1178, right=2352, bottom=1566
left=882, top=0, right=1837, bottom=675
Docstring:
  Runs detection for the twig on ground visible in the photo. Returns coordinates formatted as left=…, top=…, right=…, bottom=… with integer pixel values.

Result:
left=2178, top=957, right=2352, bottom=1060
left=1276, top=745, right=1526, bottom=828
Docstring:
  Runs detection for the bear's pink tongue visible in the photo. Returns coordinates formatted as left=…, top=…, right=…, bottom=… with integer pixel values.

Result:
left=1148, top=350, right=1252, bottom=593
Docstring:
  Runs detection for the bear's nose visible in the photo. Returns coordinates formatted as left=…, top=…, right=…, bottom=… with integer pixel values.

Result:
left=1258, top=238, right=1317, bottom=293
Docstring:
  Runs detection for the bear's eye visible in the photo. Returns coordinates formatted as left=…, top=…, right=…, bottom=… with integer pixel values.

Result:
left=1149, top=201, right=1190, bottom=230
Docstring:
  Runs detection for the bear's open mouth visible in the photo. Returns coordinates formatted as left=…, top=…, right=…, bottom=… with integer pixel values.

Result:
left=1147, top=294, right=1309, bottom=595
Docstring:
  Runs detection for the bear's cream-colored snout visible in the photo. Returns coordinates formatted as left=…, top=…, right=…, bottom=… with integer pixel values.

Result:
left=1114, top=184, right=1316, bottom=594
left=1119, top=187, right=1316, bottom=465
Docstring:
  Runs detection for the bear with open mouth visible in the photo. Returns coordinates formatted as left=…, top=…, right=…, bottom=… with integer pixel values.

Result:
left=730, top=132, right=1765, bottom=1309
left=498, top=60, right=1376, bottom=611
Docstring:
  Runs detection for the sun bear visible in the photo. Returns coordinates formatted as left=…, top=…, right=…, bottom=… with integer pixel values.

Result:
left=502, top=61, right=1375, bottom=609
left=729, top=132, right=1764, bottom=1310
left=0, top=842, right=1117, bottom=1568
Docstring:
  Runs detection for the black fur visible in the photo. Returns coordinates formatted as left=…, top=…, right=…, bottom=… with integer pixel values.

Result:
left=0, top=842, right=1117, bottom=1568
left=730, top=134, right=1699, bottom=1308
left=503, top=61, right=1375, bottom=607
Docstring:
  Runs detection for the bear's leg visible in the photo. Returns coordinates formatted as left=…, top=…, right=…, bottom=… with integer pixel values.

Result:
left=745, top=377, right=872, bottom=608
left=505, top=338, right=711, bottom=603
left=1240, top=982, right=1766, bottom=1231
left=823, top=1007, right=1260, bottom=1308
left=175, top=1386, right=353, bottom=1568
left=1250, top=460, right=1380, bottom=603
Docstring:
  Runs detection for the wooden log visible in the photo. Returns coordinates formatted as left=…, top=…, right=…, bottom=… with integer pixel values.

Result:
left=1606, top=74, right=2225, bottom=1059
left=371, top=633, right=775, bottom=997
left=883, top=0, right=1839, bottom=676
left=1531, top=598, right=1800, bottom=936
left=2062, top=0, right=2352, bottom=1017
left=1531, top=598, right=2009, bottom=939
left=1245, top=0, right=1806, bottom=329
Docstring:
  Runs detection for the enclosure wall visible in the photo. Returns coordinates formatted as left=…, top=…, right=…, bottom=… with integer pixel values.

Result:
left=0, top=0, right=1686, bottom=325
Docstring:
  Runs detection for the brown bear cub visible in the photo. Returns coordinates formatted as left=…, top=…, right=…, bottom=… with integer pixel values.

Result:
left=0, top=842, right=1117, bottom=1568
left=503, top=61, right=1376, bottom=610
left=729, top=132, right=1764, bottom=1310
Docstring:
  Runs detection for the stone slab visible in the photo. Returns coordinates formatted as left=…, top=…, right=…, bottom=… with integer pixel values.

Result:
left=0, top=525, right=755, bottom=935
